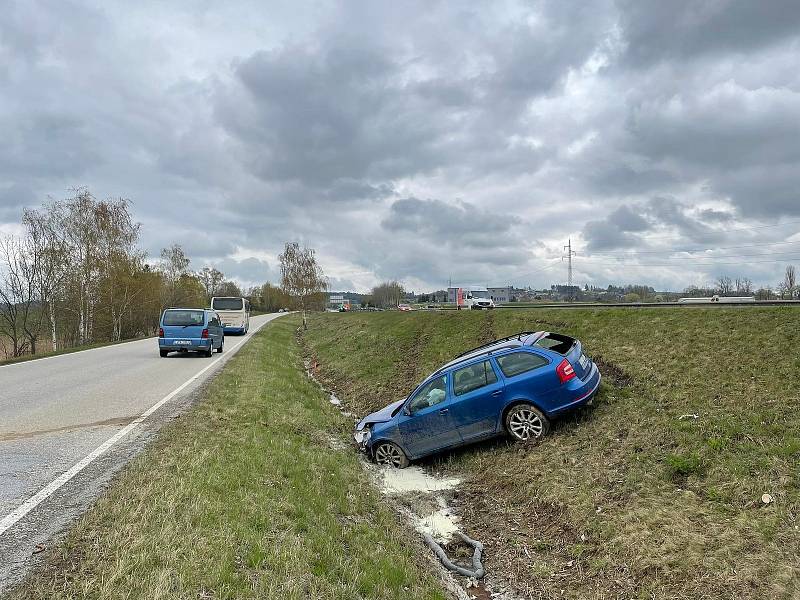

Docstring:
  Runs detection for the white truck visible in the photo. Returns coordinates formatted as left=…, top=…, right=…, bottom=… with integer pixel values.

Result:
left=457, top=287, right=495, bottom=310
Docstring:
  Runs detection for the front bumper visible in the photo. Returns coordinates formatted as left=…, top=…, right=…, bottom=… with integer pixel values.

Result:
left=223, top=326, right=245, bottom=334
left=354, top=427, right=372, bottom=452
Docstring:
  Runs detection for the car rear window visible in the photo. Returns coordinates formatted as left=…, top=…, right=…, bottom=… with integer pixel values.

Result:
left=532, top=333, right=575, bottom=354
left=496, top=352, right=548, bottom=378
left=212, top=297, right=243, bottom=310
left=453, top=360, right=498, bottom=396
left=163, top=310, right=205, bottom=326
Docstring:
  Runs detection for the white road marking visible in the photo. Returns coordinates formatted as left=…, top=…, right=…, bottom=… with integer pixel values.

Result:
left=0, top=317, right=277, bottom=537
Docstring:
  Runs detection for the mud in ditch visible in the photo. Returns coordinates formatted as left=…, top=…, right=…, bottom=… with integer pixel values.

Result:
left=592, top=354, right=634, bottom=388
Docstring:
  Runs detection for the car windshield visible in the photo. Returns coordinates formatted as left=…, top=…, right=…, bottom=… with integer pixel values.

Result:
left=212, top=298, right=243, bottom=310
left=470, top=291, right=489, bottom=299
left=163, top=310, right=205, bottom=326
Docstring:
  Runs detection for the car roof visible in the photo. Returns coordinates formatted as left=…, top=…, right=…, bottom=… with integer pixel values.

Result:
left=432, top=331, right=544, bottom=375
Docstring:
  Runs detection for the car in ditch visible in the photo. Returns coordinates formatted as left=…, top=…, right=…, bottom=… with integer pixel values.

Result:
left=354, top=331, right=600, bottom=467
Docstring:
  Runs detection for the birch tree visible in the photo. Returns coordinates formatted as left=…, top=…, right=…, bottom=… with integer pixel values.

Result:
left=279, top=242, right=327, bottom=329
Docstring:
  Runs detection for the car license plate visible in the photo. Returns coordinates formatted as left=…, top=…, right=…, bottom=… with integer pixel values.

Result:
left=173, top=340, right=191, bottom=345
left=579, top=354, right=589, bottom=369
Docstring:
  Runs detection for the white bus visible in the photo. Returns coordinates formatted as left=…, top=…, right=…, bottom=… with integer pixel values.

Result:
left=210, top=297, right=251, bottom=334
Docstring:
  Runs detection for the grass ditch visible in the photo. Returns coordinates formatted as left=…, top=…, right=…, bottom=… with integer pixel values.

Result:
left=303, top=307, right=800, bottom=599
left=11, top=316, right=449, bottom=600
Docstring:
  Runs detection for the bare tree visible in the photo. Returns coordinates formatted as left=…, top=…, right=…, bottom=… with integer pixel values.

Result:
left=279, top=242, right=327, bottom=329
left=371, top=281, right=405, bottom=308
left=197, top=267, right=225, bottom=302
left=784, top=265, right=796, bottom=299
left=23, top=205, right=69, bottom=351
left=715, top=276, right=733, bottom=296
left=0, top=235, right=41, bottom=356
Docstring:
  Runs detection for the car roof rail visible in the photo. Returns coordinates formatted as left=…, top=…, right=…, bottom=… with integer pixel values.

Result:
left=453, top=331, right=540, bottom=359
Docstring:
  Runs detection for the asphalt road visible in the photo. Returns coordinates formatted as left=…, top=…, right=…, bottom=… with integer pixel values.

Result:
left=0, top=313, right=282, bottom=594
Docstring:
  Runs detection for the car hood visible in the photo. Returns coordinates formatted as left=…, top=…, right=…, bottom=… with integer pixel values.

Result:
left=356, top=399, right=405, bottom=430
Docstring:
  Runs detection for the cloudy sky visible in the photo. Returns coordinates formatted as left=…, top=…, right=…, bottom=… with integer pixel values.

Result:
left=2, top=0, right=800, bottom=292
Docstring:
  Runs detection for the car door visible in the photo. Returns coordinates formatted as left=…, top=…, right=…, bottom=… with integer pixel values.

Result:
left=449, top=359, right=505, bottom=440
left=397, top=374, right=462, bottom=457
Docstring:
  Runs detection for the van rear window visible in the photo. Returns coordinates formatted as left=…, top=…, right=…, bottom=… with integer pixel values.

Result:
left=533, top=333, right=575, bottom=354
left=163, top=310, right=205, bottom=326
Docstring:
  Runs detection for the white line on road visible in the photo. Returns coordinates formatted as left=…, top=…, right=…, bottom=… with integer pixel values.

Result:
left=0, top=316, right=277, bottom=537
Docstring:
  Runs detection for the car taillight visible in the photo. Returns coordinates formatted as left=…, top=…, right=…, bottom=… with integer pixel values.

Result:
left=556, top=358, right=576, bottom=384
left=201, top=328, right=209, bottom=339
left=158, top=327, right=164, bottom=337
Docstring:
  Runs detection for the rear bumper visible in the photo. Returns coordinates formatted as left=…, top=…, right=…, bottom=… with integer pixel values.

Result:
left=549, top=364, right=601, bottom=415
left=158, top=338, right=211, bottom=350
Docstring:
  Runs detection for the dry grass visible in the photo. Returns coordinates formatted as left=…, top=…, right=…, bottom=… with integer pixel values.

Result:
left=11, top=316, right=448, bottom=600
left=303, top=308, right=800, bottom=599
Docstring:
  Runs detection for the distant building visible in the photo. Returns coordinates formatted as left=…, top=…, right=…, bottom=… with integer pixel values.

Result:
left=488, top=286, right=513, bottom=303
left=328, top=294, right=350, bottom=310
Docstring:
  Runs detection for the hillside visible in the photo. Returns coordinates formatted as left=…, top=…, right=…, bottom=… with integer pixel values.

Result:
left=303, top=307, right=799, bottom=599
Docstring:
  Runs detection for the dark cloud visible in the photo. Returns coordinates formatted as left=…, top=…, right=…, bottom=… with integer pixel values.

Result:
left=617, top=0, right=800, bottom=67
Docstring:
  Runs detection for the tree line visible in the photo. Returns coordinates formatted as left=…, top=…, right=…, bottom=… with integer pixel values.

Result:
left=0, top=191, right=327, bottom=359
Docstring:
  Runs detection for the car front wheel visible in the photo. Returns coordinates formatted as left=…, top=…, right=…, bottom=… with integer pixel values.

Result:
left=505, top=403, right=550, bottom=441
left=373, top=442, right=409, bottom=468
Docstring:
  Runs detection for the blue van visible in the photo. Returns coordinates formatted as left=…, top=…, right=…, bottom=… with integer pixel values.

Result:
left=158, top=308, right=224, bottom=357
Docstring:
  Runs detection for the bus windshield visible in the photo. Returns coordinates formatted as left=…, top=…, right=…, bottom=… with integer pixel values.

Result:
left=212, top=297, right=243, bottom=310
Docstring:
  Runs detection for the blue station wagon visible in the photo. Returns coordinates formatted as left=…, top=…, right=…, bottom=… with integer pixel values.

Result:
left=158, top=308, right=224, bottom=357
left=354, top=331, right=601, bottom=468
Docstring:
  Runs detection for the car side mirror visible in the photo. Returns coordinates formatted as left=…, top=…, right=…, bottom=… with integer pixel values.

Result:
left=403, top=404, right=412, bottom=416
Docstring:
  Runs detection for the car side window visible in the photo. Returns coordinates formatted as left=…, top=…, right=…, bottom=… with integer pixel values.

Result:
left=453, top=360, right=498, bottom=396
left=496, top=352, right=548, bottom=378
left=408, top=375, right=448, bottom=413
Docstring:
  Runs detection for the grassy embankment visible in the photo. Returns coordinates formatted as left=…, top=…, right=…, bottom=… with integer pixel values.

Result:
left=303, top=308, right=800, bottom=599
left=12, top=316, right=448, bottom=600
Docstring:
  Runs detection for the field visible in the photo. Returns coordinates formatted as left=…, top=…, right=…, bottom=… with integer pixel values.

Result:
left=12, top=317, right=448, bottom=600
left=303, top=307, right=800, bottom=599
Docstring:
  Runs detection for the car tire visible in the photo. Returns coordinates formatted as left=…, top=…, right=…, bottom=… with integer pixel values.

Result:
left=504, top=403, right=550, bottom=441
left=373, top=441, right=410, bottom=468
left=217, top=340, right=223, bottom=354
left=159, top=349, right=169, bottom=358
left=205, top=345, right=213, bottom=358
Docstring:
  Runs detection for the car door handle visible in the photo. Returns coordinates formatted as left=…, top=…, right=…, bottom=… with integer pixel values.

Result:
left=492, top=390, right=503, bottom=396
left=438, top=408, right=449, bottom=415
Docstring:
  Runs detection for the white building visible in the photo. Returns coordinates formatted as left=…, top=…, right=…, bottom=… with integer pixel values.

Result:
left=488, top=286, right=513, bottom=303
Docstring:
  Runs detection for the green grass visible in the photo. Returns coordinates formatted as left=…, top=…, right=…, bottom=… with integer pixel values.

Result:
left=12, top=316, right=447, bottom=600
left=0, top=336, right=150, bottom=366
left=303, top=308, right=800, bottom=599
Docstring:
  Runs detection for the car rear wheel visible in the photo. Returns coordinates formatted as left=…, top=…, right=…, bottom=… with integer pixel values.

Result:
left=373, top=442, right=409, bottom=468
left=205, top=344, right=213, bottom=358
left=505, top=403, right=550, bottom=441
left=216, top=339, right=223, bottom=353
left=159, top=349, right=169, bottom=358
